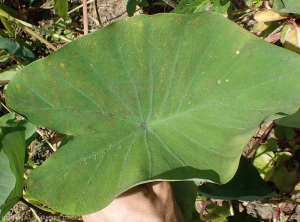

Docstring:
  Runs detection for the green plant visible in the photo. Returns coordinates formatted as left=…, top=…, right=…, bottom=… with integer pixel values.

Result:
left=251, top=0, right=300, bottom=54
left=54, top=0, right=69, bottom=20
left=252, top=125, right=300, bottom=193
left=245, top=0, right=264, bottom=11
left=0, top=113, right=36, bottom=217
left=273, top=0, right=300, bottom=14
left=0, top=37, right=36, bottom=82
left=172, top=0, right=231, bottom=16
left=125, top=0, right=149, bottom=16
left=5, top=10, right=300, bottom=221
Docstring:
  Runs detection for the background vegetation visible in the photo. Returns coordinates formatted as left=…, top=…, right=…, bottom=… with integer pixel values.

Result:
left=1, top=0, right=300, bottom=221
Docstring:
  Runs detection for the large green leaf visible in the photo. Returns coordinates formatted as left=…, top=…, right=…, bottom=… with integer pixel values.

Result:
left=6, top=12, right=300, bottom=215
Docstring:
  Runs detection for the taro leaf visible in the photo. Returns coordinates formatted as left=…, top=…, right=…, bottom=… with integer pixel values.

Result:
left=198, top=156, right=277, bottom=200
left=0, top=130, right=25, bottom=217
left=6, top=12, right=300, bottom=215
left=273, top=0, right=300, bottom=14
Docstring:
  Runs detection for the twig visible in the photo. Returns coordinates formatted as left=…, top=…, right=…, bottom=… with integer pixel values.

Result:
left=36, top=128, right=57, bottom=152
left=244, top=121, right=275, bottom=158
left=94, top=0, right=103, bottom=28
left=21, top=198, right=83, bottom=222
left=22, top=26, right=57, bottom=51
left=282, top=196, right=300, bottom=205
left=285, top=204, right=297, bottom=222
left=82, top=0, right=88, bottom=34
left=0, top=101, right=12, bottom=113
left=199, top=200, right=209, bottom=221
left=0, top=9, right=72, bottom=43
left=161, top=0, right=178, bottom=8
left=228, top=200, right=234, bottom=216
left=31, top=208, right=42, bottom=222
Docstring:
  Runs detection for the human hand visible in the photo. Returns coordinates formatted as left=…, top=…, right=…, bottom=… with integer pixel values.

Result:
left=82, top=181, right=184, bottom=222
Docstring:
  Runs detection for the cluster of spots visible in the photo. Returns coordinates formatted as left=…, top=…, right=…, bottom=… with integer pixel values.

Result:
left=217, top=79, right=229, bottom=84
left=77, top=188, right=88, bottom=203
left=81, top=154, right=100, bottom=165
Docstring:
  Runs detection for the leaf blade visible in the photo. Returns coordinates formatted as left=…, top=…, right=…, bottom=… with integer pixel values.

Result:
left=6, top=12, right=300, bottom=215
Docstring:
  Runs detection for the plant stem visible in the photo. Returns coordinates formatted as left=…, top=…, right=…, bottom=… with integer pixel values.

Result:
left=55, top=0, right=95, bottom=25
left=36, top=128, right=56, bottom=152
left=94, top=0, right=103, bottom=28
left=199, top=200, right=209, bottom=221
left=83, top=0, right=88, bottom=34
left=282, top=195, right=300, bottom=205
left=22, top=26, right=57, bottom=51
left=0, top=9, right=71, bottom=43
left=20, top=197, right=54, bottom=215
left=31, top=208, right=42, bottom=222
left=244, top=121, right=274, bottom=158
left=20, top=197, right=83, bottom=222
left=228, top=200, right=234, bottom=215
